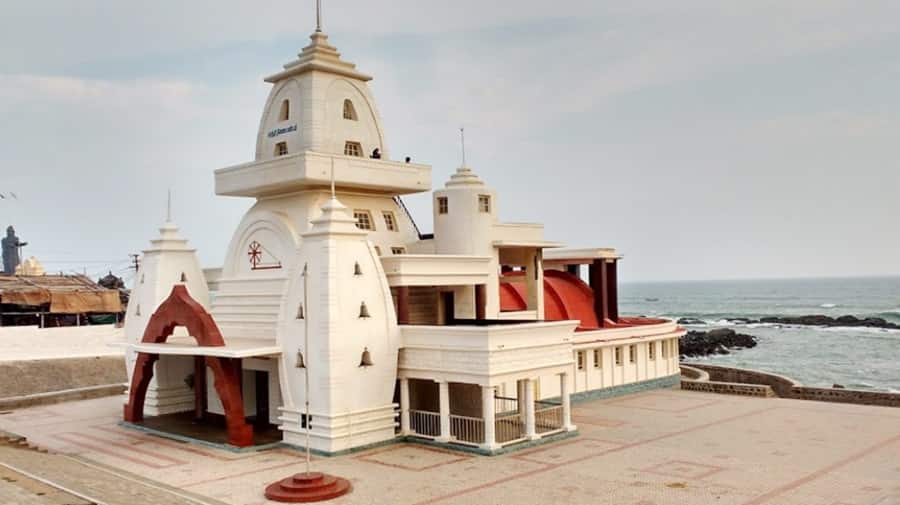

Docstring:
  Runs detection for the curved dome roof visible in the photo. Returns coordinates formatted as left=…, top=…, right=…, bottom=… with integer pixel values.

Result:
left=499, top=270, right=599, bottom=330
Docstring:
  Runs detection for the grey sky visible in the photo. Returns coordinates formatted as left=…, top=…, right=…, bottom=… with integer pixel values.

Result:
left=1, top=1, right=898, bottom=283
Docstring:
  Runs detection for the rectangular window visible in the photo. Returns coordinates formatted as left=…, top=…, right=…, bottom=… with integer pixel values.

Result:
left=437, top=196, right=448, bottom=214
left=353, top=210, right=374, bottom=230
left=614, top=346, right=622, bottom=366
left=478, top=194, right=491, bottom=213
left=661, top=339, right=668, bottom=358
left=577, top=350, right=585, bottom=370
left=275, top=142, right=288, bottom=156
left=629, top=344, right=636, bottom=363
left=382, top=211, right=397, bottom=231
left=649, top=342, right=656, bottom=360
left=593, top=349, right=602, bottom=369
left=390, top=247, right=406, bottom=255
left=344, top=141, right=362, bottom=157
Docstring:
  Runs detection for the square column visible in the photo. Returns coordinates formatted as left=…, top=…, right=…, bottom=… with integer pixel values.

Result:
left=396, top=286, right=410, bottom=325
left=399, top=378, right=410, bottom=435
left=560, top=373, right=576, bottom=432
left=517, top=379, right=526, bottom=422
left=481, top=385, right=498, bottom=451
left=524, top=378, right=538, bottom=440
left=437, top=380, right=451, bottom=443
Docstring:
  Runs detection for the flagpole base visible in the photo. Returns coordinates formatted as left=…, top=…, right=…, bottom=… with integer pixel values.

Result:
left=264, top=471, right=351, bottom=503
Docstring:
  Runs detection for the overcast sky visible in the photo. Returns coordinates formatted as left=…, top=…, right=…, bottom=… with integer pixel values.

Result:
left=1, top=1, right=898, bottom=283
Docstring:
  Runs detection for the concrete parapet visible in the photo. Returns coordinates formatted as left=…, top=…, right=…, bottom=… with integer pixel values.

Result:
left=682, top=363, right=900, bottom=408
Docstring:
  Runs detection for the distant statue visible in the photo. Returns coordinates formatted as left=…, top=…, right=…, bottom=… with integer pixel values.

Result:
left=1, top=226, right=27, bottom=275
left=370, top=148, right=381, bottom=159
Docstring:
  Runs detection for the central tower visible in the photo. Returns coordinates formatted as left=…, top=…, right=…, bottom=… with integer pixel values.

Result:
left=210, top=24, right=431, bottom=453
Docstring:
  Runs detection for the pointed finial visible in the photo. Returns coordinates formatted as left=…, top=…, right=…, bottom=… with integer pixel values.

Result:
left=460, top=127, right=467, bottom=167
left=166, top=189, right=172, bottom=223
left=316, top=0, right=323, bottom=32
left=330, top=158, right=336, bottom=199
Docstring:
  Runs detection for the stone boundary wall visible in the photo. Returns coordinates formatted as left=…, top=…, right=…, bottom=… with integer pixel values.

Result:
left=682, top=363, right=900, bottom=408
left=681, top=379, right=775, bottom=398
left=0, top=356, right=126, bottom=398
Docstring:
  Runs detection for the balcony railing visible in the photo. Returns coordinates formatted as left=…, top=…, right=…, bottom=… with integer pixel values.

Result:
left=494, top=395, right=519, bottom=416
left=409, top=410, right=440, bottom=438
left=495, top=412, right=525, bottom=444
left=450, top=415, right=484, bottom=445
left=535, top=404, right=563, bottom=434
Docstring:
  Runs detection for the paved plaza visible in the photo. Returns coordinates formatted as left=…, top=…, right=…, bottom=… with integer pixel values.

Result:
left=0, top=389, right=898, bottom=505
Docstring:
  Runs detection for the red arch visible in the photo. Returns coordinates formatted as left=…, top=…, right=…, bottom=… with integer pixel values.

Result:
left=123, top=285, right=253, bottom=447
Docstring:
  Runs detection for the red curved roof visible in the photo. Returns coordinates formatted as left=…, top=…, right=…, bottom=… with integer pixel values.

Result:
left=499, top=270, right=599, bottom=330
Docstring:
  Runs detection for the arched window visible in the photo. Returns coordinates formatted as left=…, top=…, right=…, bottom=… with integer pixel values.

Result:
left=343, top=99, right=357, bottom=120
left=279, top=100, right=290, bottom=121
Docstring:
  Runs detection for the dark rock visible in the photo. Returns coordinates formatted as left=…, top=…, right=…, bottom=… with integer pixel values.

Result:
left=677, top=317, right=707, bottom=325
left=679, top=328, right=758, bottom=358
left=755, top=314, right=899, bottom=330
left=833, top=384, right=845, bottom=389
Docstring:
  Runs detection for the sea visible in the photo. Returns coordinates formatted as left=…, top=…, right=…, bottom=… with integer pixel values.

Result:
left=619, top=276, right=900, bottom=392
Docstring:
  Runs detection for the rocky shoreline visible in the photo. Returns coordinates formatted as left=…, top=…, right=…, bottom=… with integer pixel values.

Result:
left=679, top=328, right=757, bottom=358
left=677, top=314, right=900, bottom=330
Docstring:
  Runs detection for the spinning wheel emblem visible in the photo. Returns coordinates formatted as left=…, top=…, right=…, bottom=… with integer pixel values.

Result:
left=247, top=240, right=282, bottom=270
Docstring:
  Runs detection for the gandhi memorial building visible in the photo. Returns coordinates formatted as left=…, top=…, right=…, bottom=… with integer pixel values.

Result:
left=120, top=26, right=685, bottom=455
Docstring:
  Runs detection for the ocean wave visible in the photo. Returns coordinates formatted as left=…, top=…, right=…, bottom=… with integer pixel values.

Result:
left=819, top=303, right=838, bottom=308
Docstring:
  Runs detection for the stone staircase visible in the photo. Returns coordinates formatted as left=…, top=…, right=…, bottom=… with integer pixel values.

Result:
left=0, top=431, right=50, bottom=454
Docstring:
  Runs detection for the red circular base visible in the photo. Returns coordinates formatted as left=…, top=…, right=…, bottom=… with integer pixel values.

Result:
left=264, top=472, right=352, bottom=503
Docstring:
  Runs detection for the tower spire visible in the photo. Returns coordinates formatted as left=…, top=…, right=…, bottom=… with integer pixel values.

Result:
left=316, top=0, right=323, bottom=32
left=460, top=127, right=467, bottom=168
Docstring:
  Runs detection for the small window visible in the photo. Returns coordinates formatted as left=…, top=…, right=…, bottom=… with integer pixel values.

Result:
left=576, top=350, right=585, bottom=370
left=382, top=211, right=397, bottom=231
left=279, top=99, right=290, bottom=121
left=437, top=196, right=448, bottom=215
left=275, top=142, right=288, bottom=156
left=478, top=194, right=491, bottom=213
left=649, top=342, right=656, bottom=360
left=593, top=349, right=602, bottom=368
left=344, top=141, right=362, bottom=157
left=629, top=344, right=636, bottom=363
left=343, top=99, right=357, bottom=120
left=661, top=340, right=668, bottom=358
left=353, top=210, right=374, bottom=230
left=390, top=247, right=406, bottom=255
left=614, top=346, right=622, bottom=366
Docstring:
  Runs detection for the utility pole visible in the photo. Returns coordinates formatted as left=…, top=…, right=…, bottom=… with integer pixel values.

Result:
left=129, top=254, right=140, bottom=272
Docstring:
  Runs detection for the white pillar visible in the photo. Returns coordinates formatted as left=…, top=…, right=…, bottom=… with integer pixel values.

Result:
left=524, top=378, right=537, bottom=440
left=560, top=373, right=575, bottom=431
left=400, top=378, right=410, bottom=435
left=481, top=385, right=498, bottom=451
left=517, top=379, right=526, bottom=422
left=437, top=380, right=451, bottom=442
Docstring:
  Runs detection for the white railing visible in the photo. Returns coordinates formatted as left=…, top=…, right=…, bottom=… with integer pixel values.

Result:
left=409, top=410, right=441, bottom=438
left=495, top=412, right=525, bottom=444
left=535, top=405, right=563, bottom=434
left=450, top=415, right=484, bottom=445
left=494, top=396, right=519, bottom=417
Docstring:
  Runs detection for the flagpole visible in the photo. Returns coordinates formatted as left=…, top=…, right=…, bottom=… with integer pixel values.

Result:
left=303, top=262, right=311, bottom=474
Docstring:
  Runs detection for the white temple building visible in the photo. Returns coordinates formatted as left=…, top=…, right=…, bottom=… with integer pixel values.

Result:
left=121, top=25, right=684, bottom=455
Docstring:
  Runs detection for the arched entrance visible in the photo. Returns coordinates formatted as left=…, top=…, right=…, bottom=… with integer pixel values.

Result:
left=123, top=285, right=253, bottom=447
